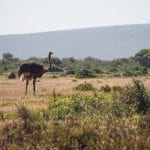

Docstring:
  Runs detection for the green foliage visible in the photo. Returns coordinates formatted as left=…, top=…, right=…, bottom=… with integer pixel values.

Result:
left=75, top=68, right=96, bottom=78
left=135, top=49, right=150, bottom=57
left=135, top=49, right=150, bottom=67
left=75, top=82, right=95, bottom=91
left=1, top=81, right=150, bottom=149
left=122, top=66, right=148, bottom=77
left=1, top=106, right=150, bottom=149
left=1, top=50, right=150, bottom=149
left=112, top=80, right=150, bottom=117
left=43, top=92, right=110, bottom=120
left=65, top=69, right=75, bottom=75
left=51, top=65, right=64, bottom=72
left=42, top=57, right=62, bottom=68
left=0, top=112, right=4, bottom=120
left=8, top=72, right=16, bottom=79
left=110, top=55, right=149, bottom=77
left=121, top=80, right=150, bottom=113
left=51, top=57, right=62, bottom=66
left=16, top=105, right=47, bottom=133
left=1, top=49, right=150, bottom=77
left=0, top=54, right=21, bottom=74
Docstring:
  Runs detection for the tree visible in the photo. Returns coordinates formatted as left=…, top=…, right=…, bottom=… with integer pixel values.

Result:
left=135, top=49, right=150, bottom=67
left=51, top=57, right=62, bottom=66
left=2, top=53, right=13, bottom=61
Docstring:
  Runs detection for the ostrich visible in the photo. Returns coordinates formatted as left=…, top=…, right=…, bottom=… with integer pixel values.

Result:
left=18, top=52, right=53, bottom=95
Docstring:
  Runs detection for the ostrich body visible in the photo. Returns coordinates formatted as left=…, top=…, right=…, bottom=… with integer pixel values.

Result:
left=18, top=52, right=53, bottom=95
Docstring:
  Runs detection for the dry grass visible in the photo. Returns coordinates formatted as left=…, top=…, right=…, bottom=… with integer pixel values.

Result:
left=0, top=76, right=150, bottom=113
left=0, top=76, right=150, bottom=149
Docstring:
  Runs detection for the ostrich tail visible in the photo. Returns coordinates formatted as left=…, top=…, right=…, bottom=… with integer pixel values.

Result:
left=17, top=71, right=25, bottom=81
left=20, top=74, right=25, bottom=81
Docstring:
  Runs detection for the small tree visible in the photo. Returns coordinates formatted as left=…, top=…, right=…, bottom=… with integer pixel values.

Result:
left=2, top=53, right=13, bottom=61
left=135, top=49, right=150, bottom=67
left=118, top=80, right=149, bottom=114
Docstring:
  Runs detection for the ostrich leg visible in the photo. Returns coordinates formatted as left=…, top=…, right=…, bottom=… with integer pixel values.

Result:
left=25, top=79, right=29, bottom=95
left=33, top=78, right=36, bottom=95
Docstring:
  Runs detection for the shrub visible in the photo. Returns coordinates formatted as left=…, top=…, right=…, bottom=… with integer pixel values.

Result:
left=1, top=93, right=150, bottom=149
left=0, top=112, right=4, bottom=120
left=112, top=86, right=122, bottom=92
left=138, top=114, right=150, bottom=133
left=8, top=72, right=16, bottom=79
left=93, top=68, right=102, bottom=74
left=100, top=84, right=111, bottom=92
left=52, top=75, right=58, bottom=78
left=122, top=80, right=149, bottom=113
left=51, top=65, right=63, bottom=72
left=75, top=82, right=95, bottom=91
left=75, top=69, right=96, bottom=78
left=66, top=69, right=75, bottom=75
left=71, top=128, right=99, bottom=149
left=16, top=105, right=46, bottom=133
left=112, top=80, right=150, bottom=116
left=70, top=95, right=87, bottom=114
left=122, top=71, right=135, bottom=77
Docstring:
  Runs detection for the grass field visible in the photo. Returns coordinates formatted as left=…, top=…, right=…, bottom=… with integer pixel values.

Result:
left=1, top=75, right=150, bottom=98
left=0, top=76, right=147, bottom=110
left=0, top=76, right=150, bottom=149
left=0, top=76, right=150, bottom=119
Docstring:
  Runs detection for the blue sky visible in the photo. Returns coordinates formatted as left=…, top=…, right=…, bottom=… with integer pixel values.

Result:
left=0, top=0, right=150, bottom=35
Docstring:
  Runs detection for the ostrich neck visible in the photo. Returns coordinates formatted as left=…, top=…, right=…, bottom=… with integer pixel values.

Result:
left=43, top=55, right=52, bottom=74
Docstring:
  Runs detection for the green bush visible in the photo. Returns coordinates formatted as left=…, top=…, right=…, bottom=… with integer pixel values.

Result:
left=1, top=110, right=150, bottom=149
left=121, top=80, right=149, bottom=113
left=122, top=71, right=134, bottom=77
left=16, top=105, right=47, bottom=133
left=66, top=69, right=75, bottom=75
left=0, top=112, right=4, bottom=120
left=75, top=69, right=96, bottom=78
left=51, top=65, right=64, bottom=72
left=1, top=90, right=150, bottom=149
left=8, top=72, right=16, bottom=79
left=112, top=80, right=150, bottom=116
left=75, top=82, right=95, bottom=91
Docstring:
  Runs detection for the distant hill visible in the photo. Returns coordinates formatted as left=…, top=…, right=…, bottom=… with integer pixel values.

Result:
left=0, top=24, right=150, bottom=60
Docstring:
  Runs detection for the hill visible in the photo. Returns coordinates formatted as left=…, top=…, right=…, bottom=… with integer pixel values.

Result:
left=0, top=24, right=150, bottom=60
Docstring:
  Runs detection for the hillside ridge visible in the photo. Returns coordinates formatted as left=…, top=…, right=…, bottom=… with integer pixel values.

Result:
left=0, top=24, right=150, bottom=60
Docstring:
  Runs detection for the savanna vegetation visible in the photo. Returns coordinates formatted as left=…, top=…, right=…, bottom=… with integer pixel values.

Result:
left=0, top=49, right=150, bottom=78
left=0, top=80, right=150, bottom=149
left=0, top=49, right=150, bottom=149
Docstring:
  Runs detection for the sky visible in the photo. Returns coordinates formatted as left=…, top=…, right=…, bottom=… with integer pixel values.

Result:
left=0, top=0, right=150, bottom=35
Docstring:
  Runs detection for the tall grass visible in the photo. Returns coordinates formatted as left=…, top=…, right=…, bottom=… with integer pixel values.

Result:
left=0, top=80, right=150, bottom=149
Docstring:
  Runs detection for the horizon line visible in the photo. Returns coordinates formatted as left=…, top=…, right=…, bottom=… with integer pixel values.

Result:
left=0, top=23, right=150, bottom=36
